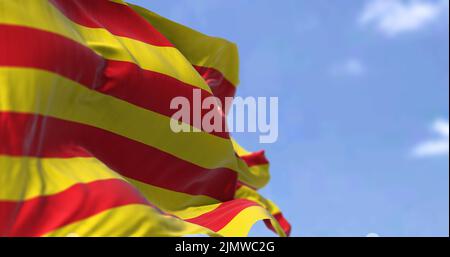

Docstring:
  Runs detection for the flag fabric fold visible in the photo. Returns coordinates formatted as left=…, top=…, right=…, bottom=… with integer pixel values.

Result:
left=0, top=0, right=290, bottom=237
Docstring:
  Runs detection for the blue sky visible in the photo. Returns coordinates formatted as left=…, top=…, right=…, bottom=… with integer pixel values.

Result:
left=128, top=0, right=449, bottom=236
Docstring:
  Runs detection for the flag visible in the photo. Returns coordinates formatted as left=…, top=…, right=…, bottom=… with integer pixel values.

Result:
left=0, top=0, right=290, bottom=237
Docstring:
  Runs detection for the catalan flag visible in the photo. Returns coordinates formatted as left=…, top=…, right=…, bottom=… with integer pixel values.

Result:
left=0, top=0, right=290, bottom=237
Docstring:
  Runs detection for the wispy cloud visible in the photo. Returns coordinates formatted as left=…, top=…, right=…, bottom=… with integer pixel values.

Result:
left=412, top=119, right=449, bottom=158
left=359, top=0, right=449, bottom=36
left=330, top=58, right=366, bottom=77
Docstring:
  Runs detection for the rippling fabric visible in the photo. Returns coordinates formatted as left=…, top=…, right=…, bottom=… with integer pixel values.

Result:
left=0, top=0, right=290, bottom=237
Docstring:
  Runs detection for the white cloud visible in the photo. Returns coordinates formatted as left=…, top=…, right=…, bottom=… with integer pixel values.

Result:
left=331, top=58, right=366, bottom=77
left=412, top=119, right=449, bottom=157
left=359, top=0, right=449, bottom=36
left=366, top=232, right=380, bottom=237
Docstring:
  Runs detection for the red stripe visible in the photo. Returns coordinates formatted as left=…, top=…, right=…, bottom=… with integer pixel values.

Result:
left=194, top=66, right=237, bottom=114
left=264, top=212, right=292, bottom=236
left=49, top=0, right=173, bottom=47
left=0, top=112, right=237, bottom=202
left=185, top=199, right=259, bottom=232
left=102, top=61, right=229, bottom=138
left=240, top=150, right=269, bottom=167
left=0, top=24, right=104, bottom=88
left=0, top=179, right=151, bottom=236
left=0, top=24, right=229, bottom=139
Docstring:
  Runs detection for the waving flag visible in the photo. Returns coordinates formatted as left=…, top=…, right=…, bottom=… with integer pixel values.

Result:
left=0, top=0, right=290, bottom=237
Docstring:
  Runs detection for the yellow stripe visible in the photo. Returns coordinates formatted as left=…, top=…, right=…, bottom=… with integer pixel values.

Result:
left=240, top=163, right=271, bottom=190
left=235, top=157, right=271, bottom=190
left=0, top=0, right=211, bottom=92
left=0, top=156, right=219, bottom=211
left=0, top=68, right=239, bottom=172
left=129, top=4, right=240, bottom=86
left=43, top=204, right=218, bottom=237
left=235, top=184, right=281, bottom=216
left=232, top=139, right=271, bottom=189
left=0, top=156, right=124, bottom=201
left=110, top=0, right=127, bottom=5
left=217, top=206, right=286, bottom=237
left=231, top=138, right=251, bottom=155
left=128, top=178, right=219, bottom=213
left=233, top=184, right=287, bottom=236
left=172, top=203, right=222, bottom=220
